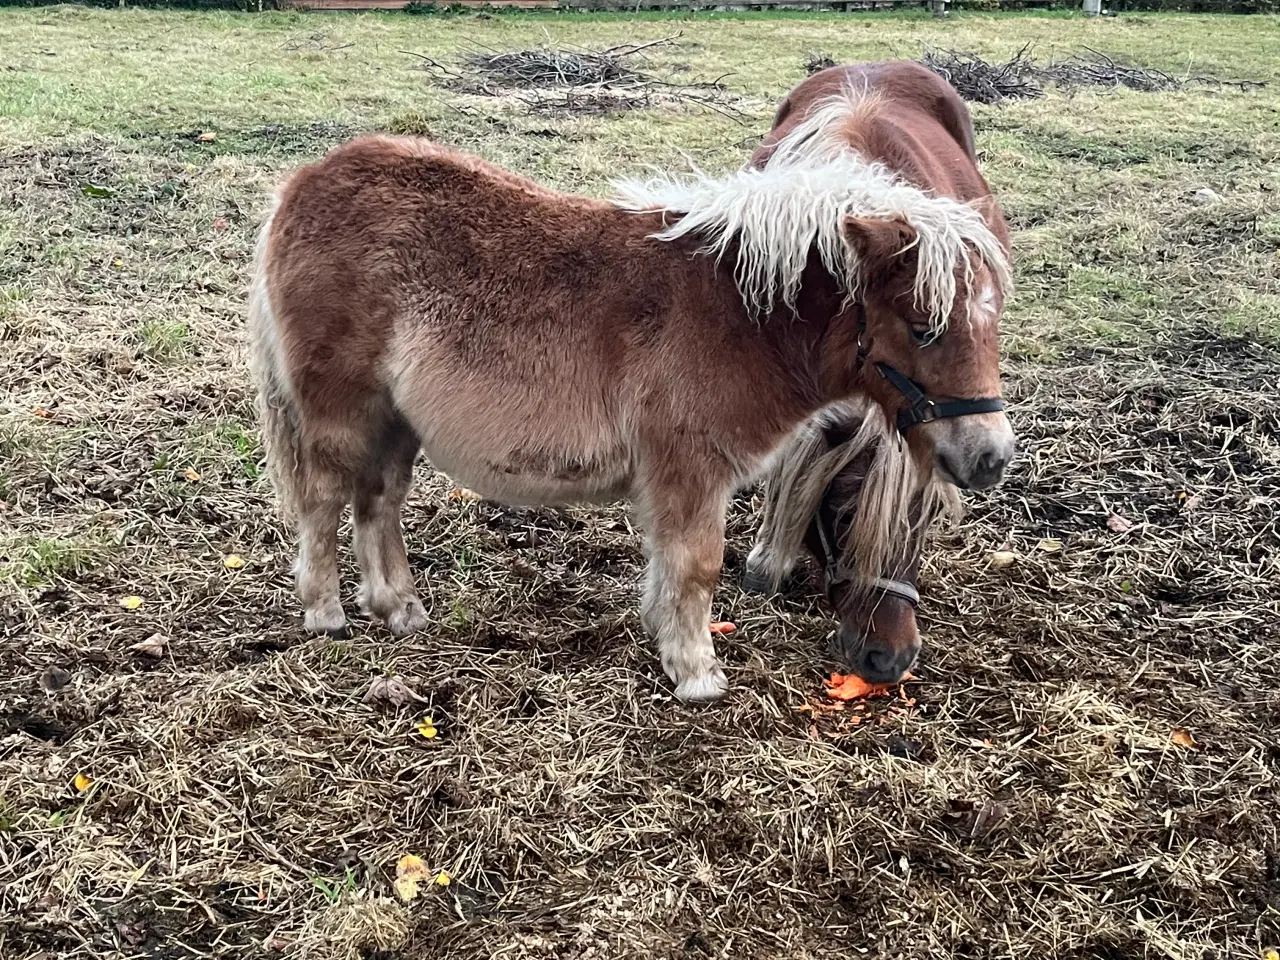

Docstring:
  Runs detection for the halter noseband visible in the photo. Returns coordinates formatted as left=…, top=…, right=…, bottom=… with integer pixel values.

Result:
left=855, top=303, right=1006, bottom=435
left=812, top=493, right=919, bottom=608
left=814, top=300, right=1004, bottom=608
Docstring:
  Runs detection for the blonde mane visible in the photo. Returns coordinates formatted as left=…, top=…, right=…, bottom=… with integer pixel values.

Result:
left=750, top=399, right=961, bottom=596
left=611, top=91, right=1012, bottom=331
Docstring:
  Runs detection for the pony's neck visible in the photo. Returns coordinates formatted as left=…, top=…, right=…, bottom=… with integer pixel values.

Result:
left=788, top=255, right=862, bottom=404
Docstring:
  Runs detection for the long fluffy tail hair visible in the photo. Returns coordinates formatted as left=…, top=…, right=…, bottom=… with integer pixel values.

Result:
left=247, top=197, right=306, bottom=521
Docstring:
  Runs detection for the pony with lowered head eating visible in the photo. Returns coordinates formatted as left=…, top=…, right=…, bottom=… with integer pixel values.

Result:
left=742, top=61, right=1014, bottom=686
left=249, top=62, right=1012, bottom=702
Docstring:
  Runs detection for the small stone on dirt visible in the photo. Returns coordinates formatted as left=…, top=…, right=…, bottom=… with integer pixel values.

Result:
left=885, top=734, right=925, bottom=762
left=129, top=633, right=168, bottom=658
left=364, top=675, right=427, bottom=707
left=943, top=797, right=1009, bottom=839
left=1107, top=512, right=1133, bottom=533
left=39, top=665, right=72, bottom=693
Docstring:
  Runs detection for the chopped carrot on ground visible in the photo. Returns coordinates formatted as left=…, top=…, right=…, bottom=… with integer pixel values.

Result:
left=823, top=670, right=915, bottom=701
left=709, top=621, right=737, bottom=635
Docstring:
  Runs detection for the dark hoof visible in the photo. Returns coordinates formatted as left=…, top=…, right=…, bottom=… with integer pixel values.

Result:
left=741, top=566, right=774, bottom=596
left=324, top=626, right=351, bottom=641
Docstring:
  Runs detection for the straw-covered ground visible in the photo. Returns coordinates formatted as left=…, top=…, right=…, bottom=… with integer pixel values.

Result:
left=2, top=8, right=1279, bottom=959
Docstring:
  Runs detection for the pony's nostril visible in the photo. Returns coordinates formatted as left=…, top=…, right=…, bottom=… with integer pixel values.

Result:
left=856, top=644, right=900, bottom=683
left=971, top=444, right=1011, bottom=486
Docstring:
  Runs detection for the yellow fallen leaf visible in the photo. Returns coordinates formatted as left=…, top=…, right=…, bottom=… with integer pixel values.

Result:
left=112, top=258, right=123, bottom=268
left=118, top=595, right=143, bottom=610
left=395, top=854, right=430, bottom=901
left=434, top=871, right=451, bottom=887
left=223, top=554, right=246, bottom=570
left=73, top=773, right=93, bottom=792
left=183, top=467, right=201, bottom=482
left=416, top=718, right=438, bottom=739
left=1037, top=538, right=1063, bottom=554
left=1262, top=949, right=1279, bottom=960
left=447, top=487, right=481, bottom=502
left=396, top=854, right=429, bottom=881
left=1171, top=728, right=1198, bottom=749
left=989, top=550, right=1016, bottom=569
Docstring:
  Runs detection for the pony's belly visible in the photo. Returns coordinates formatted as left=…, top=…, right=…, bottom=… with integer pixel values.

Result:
left=416, top=431, right=633, bottom=508
left=391, top=353, right=633, bottom=505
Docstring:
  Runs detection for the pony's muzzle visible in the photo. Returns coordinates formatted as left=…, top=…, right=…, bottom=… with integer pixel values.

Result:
left=841, top=626, right=920, bottom=685
left=928, top=412, right=1015, bottom=491
left=834, top=591, right=921, bottom=685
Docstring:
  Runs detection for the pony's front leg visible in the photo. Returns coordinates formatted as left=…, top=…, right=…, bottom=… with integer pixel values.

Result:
left=639, top=476, right=731, bottom=702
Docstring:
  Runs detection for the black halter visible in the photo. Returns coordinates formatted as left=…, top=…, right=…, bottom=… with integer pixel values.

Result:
left=813, top=301, right=1002, bottom=606
left=854, top=303, right=1006, bottom=435
left=812, top=489, right=920, bottom=608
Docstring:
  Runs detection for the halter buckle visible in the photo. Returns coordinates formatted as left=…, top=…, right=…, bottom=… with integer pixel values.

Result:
left=917, top=401, right=939, bottom=423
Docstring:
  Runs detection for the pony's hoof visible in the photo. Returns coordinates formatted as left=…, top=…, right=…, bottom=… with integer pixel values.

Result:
left=386, top=598, right=429, bottom=637
left=674, top=667, right=729, bottom=702
left=304, top=601, right=348, bottom=637
left=741, top=564, right=775, bottom=595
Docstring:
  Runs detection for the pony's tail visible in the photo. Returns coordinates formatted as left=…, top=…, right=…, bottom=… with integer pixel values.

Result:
left=248, top=197, right=304, bottom=521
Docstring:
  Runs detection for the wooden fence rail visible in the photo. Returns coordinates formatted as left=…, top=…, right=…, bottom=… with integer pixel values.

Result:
left=283, top=0, right=1062, bottom=10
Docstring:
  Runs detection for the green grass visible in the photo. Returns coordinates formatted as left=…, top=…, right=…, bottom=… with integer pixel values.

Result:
left=137, top=319, right=192, bottom=359
left=0, top=534, right=110, bottom=586
left=209, top=422, right=263, bottom=479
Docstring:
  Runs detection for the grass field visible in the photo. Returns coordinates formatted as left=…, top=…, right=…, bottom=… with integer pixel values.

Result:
left=2, top=7, right=1280, bottom=959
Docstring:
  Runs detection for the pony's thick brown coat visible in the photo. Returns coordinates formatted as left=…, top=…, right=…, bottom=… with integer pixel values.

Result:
left=251, top=66, right=1010, bottom=700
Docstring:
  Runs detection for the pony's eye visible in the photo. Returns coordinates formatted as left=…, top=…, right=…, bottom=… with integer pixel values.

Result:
left=909, top=325, right=934, bottom=345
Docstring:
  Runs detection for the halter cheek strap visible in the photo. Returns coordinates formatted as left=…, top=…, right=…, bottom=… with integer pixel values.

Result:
left=813, top=496, right=919, bottom=608
left=854, top=302, right=1006, bottom=436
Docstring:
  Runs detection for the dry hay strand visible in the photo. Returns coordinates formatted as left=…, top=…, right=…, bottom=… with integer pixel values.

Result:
left=920, top=45, right=1267, bottom=104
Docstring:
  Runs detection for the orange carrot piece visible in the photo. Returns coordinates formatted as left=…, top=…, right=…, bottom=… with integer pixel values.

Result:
left=822, top=670, right=915, bottom=701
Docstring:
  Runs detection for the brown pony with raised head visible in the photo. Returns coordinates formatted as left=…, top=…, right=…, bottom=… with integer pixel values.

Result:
left=249, top=72, right=1012, bottom=701
left=743, top=61, right=1011, bottom=685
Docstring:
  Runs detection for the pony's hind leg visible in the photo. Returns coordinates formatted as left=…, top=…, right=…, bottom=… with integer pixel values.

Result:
left=287, top=413, right=377, bottom=638
left=639, top=465, right=732, bottom=702
left=352, top=417, right=428, bottom=637
left=295, top=484, right=348, bottom=638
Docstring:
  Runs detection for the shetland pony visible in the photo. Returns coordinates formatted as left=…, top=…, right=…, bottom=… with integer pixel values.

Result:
left=743, top=61, right=1012, bottom=684
left=249, top=76, right=1012, bottom=701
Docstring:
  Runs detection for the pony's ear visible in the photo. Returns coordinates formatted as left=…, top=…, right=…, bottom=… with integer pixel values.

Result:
left=842, top=216, right=918, bottom=275
left=967, top=193, right=999, bottom=223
